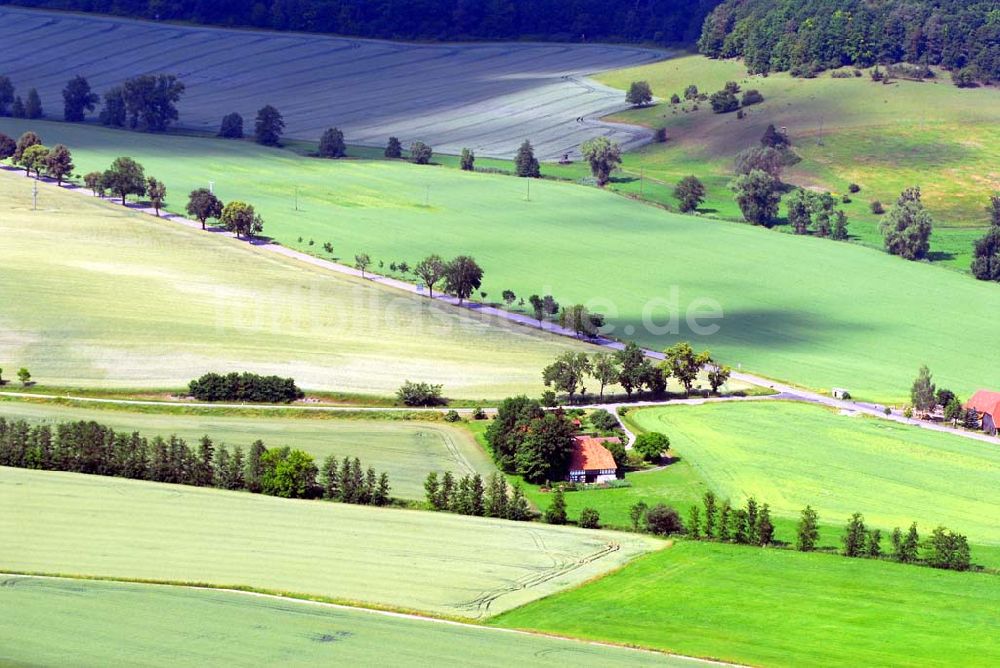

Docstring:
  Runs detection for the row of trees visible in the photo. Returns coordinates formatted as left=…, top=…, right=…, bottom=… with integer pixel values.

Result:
left=0, top=131, right=75, bottom=185
left=0, top=77, right=42, bottom=119
left=541, top=342, right=732, bottom=404
left=424, top=471, right=531, bottom=520
left=393, top=253, right=484, bottom=303
left=0, top=367, right=32, bottom=386
left=0, top=417, right=392, bottom=502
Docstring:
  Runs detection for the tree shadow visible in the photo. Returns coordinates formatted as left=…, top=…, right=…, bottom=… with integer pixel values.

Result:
left=926, top=250, right=956, bottom=262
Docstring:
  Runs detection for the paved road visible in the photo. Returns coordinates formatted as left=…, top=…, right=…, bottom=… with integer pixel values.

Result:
left=13, top=169, right=997, bottom=446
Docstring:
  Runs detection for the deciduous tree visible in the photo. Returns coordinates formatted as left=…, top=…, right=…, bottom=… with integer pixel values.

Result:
left=122, top=74, right=185, bottom=131
left=384, top=136, right=402, bottom=158
left=460, top=147, right=475, bottom=170
left=626, top=80, right=653, bottom=106
left=634, top=432, right=669, bottom=462
left=732, top=169, right=780, bottom=227
left=410, top=141, right=432, bottom=164
left=414, top=254, right=446, bottom=296
left=443, top=255, right=483, bottom=304
left=43, top=144, right=73, bottom=185
left=590, top=353, right=619, bottom=400
left=103, top=156, right=147, bottom=204
left=24, top=88, right=43, bottom=119
left=318, top=127, right=346, bottom=158
left=662, top=342, right=710, bottom=395
left=62, top=75, right=98, bottom=122
left=220, top=200, right=264, bottom=239
left=99, top=86, right=127, bottom=127
left=542, top=352, right=592, bottom=403
left=881, top=186, right=933, bottom=260
left=514, top=139, right=540, bottom=177
left=218, top=112, right=244, bottom=138
left=20, top=144, right=49, bottom=178
left=186, top=188, right=223, bottom=229
left=146, top=177, right=166, bottom=216
left=674, top=175, right=706, bottom=212
left=971, top=226, right=1000, bottom=281
left=254, top=105, right=285, bottom=146
left=0, top=132, right=15, bottom=162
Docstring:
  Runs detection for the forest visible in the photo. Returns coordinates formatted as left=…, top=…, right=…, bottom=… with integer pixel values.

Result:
left=698, top=0, right=1000, bottom=81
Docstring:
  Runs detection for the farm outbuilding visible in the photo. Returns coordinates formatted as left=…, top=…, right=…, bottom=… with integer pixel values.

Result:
left=966, top=390, right=1000, bottom=435
left=568, top=436, right=620, bottom=484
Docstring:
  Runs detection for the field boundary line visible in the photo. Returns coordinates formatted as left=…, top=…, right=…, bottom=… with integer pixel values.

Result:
left=0, top=571, right=739, bottom=666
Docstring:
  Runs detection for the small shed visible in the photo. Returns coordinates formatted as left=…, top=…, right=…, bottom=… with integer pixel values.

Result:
left=966, top=390, right=1000, bottom=436
left=567, top=436, right=619, bottom=484
left=832, top=388, right=850, bottom=400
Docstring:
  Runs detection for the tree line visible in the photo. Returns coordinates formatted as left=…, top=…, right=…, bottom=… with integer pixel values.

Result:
left=9, top=0, right=717, bottom=47
left=188, top=372, right=304, bottom=403
left=0, top=416, right=390, bottom=504
left=423, top=470, right=531, bottom=521
left=699, top=0, right=999, bottom=84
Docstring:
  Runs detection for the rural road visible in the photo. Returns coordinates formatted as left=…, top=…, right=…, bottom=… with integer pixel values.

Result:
left=12, top=169, right=998, bottom=447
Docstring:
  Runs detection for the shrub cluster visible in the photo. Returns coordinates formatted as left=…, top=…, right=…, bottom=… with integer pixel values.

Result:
left=188, top=372, right=304, bottom=403
left=396, top=380, right=445, bottom=406
left=424, top=471, right=530, bottom=520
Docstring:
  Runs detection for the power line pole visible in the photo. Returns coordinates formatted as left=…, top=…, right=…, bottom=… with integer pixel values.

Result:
left=294, top=187, right=299, bottom=212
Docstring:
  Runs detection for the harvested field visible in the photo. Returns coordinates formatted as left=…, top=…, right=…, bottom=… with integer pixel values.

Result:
left=0, top=7, right=664, bottom=158
left=0, top=467, right=661, bottom=618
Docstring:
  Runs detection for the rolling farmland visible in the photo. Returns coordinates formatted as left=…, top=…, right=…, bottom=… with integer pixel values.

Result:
left=493, top=541, right=1000, bottom=667
left=0, top=399, right=495, bottom=500
left=0, top=167, right=590, bottom=397
left=0, top=467, right=661, bottom=618
left=5, top=119, right=999, bottom=401
left=0, top=576, right=691, bottom=667
left=628, top=401, right=1000, bottom=546
left=0, top=7, right=664, bottom=158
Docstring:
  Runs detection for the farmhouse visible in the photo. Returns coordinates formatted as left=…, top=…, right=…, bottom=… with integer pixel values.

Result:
left=966, top=390, right=1000, bottom=435
left=568, top=436, right=619, bottom=484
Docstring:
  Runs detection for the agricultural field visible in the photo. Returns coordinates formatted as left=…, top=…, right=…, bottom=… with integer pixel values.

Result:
left=0, top=577, right=690, bottom=667
left=0, top=167, right=590, bottom=398
left=0, top=467, right=660, bottom=618
left=0, top=7, right=663, bottom=159
left=5, top=119, right=999, bottom=401
left=0, top=398, right=495, bottom=499
left=595, top=55, right=1000, bottom=269
left=493, top=541, right=1000, bottom=667
left=627, top=401, right=1000, bottom=548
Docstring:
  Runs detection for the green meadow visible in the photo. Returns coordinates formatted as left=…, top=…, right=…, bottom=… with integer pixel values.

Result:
left=0, top=398, right=495, bottom=500
left=2, top=120, right=999, bottom=402
left=0, top=577, right=690, bottom=667
left=0, top=467, right=660, bottom=618
left=0, top=167, right=588, bottom=398
left=596, top=55, right=999, bottom=270
left=493, top=541, right=1000, bottom=667
left=628, top=401, right=1000, bottom=547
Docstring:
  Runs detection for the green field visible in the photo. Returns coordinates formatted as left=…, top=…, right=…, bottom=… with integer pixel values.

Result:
left=596, top=55, right=1000, bottom=270
left=493, top=541, right=1000, bottom=667
left=3, top=120, right=999, bottom=402
left=629, top=401, right=1000, bottom=546
left=0, top=398, right=495, bottom=499
left=0, top=576, right=688, bottom=667
left=0, top=467, right=660, bottom=618
left=0, top=166, right=589, bottom=398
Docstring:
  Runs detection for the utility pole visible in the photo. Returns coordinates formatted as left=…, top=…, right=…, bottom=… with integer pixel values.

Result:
left=294, top=186, right=299, bottom=212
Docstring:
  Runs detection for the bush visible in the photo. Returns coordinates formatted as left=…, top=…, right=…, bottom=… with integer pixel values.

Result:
left=848, top=183, right=861, bottom=193
left=541, top=390, right=558, bottom=407
left=741, top=89, right=764, bottom=106
left=444, top=409, right=461, bottom=422
left=830, top=70, right=855, bottom=79
left=472, top=406, right=487, bottom=420
left=579, top=507, right=601, bottom=529
left=870, top=200, right=885, bottom=215
left=589, top=409, right=620, bottom=432
left=669, top=93, right=681, bottom=104
left=653, top=127, right=668, bottom=143
left=188, top=372, right=304, bottom=403
left=709, top=90, right=739, bottom=114
left=634, top=432, right=670, bottom=462
left=841, top=194, right=851, bottom=203
left=396, top=380, right=445, bottom=406
left=646, top=504, right=684, bottom=535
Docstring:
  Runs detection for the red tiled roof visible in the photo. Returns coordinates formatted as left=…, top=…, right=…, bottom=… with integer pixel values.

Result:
left=570, top=435, right=619, bottom=472
left=966, top=390, right=1000, bottom=418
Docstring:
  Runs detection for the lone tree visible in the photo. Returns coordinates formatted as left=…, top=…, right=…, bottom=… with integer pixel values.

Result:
left=410, top=141, right=432, bottom=165
left=673, top=175, right=706, bottom=212
left=414, top=254, right=446, bottom=297
left=62, top=75, right=98, bottom=122
left=580, top=136, right=622, bottom=187
left=0, top=76, right=13, bottom=116
left=122, top=74, right=185, bottom=131
left=24, top=88, right=43, bottom=119
left=881, top=186, right=933, bottom=260
left=103, top=156, right=147, bottom=204
left=318, top=127, right=346, bottom=158
left=218, top=112, right=244, bottom=138
left=254, top=105, right=285, bottom=146
left=17, top=368, right=31, bottom=386
left=634, top=432, right=670, bottom=462
left=146, top=177, right=167, bottom=216
left=43, top=144, right=74, bottom=185
left=625, top=80, right=653, bottom=106
left=220, top=200, right=264, bottom=239
left=707, top=364, right=731, bottom=394
left=186, top=188, right=223, bottom=229
left=354, top=253, right=371, bottom=277
left=0, top=133, right=15, bottom=162
left=443, top=255, right=483, bottom=304
left=732, top=169, right=780, bottom=227
left=384, top=136, right=402, bottom=158
left=460, top=147, right=475, bottom=171
left=796, top=505, right=820, bottom=551
left=99, top=86, right=127, bottom=127
left=910, top=364, right=937, bottom=415
left=662, top=342, right=710, bottom=395
left=542, top=351, right=592, bottom=404
left=514, top=140, right=540, bottom=178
